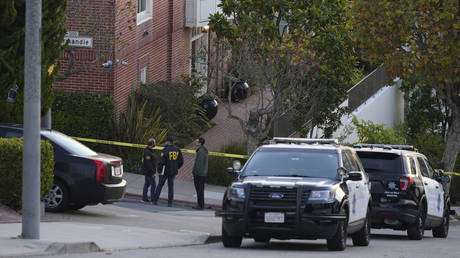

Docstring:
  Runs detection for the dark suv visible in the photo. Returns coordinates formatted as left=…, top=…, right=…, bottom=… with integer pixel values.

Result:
left=354, top=144, right=452, bottom=239
left=217, top=138, right=371, bottom=251
left=0, top=124, right=126, bottom=212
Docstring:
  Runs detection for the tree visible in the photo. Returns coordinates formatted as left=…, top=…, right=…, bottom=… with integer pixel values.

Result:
left=0, top=0, right=67, bottom=123
left=209, top=0, right=358, bottom=154
left=350, top=0, right=459, bottom=171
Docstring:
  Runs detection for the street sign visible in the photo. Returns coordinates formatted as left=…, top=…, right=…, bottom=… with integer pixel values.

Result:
left=64, top=31, right=93, bottom=48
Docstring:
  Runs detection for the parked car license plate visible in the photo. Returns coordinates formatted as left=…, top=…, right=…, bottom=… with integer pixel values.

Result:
left=264, top=212, right=284, bottom=223
left=112, top=165, right=123, bottom=177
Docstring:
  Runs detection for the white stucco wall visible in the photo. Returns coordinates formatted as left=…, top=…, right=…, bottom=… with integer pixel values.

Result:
left=313, top=80, right=405, bottom=144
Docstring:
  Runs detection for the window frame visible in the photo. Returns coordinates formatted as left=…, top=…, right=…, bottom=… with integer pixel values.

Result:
left=137, top=0, right=153, bottom=25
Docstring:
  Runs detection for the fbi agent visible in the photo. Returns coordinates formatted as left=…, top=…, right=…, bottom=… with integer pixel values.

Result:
left=152, top=136, right=184, bottom=207
left=141, top=138, right=157, bottom=203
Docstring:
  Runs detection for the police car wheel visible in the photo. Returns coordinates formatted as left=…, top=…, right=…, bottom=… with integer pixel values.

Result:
left=432, top=206, right=449, bottom=238
left=327, top=207, right=348, bottom=251
left=352, top=207, right=371, bottom=246
left=222, top=225, right=242, bottom=248
left=44, top=180, right=69, bottom=213
left=407, top=203, right=425, bottom=240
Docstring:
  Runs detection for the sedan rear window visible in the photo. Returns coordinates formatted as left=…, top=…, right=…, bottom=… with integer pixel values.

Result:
left=41, top=131, right=97, bottom=156
left=357, top=152, right=404, bottom=174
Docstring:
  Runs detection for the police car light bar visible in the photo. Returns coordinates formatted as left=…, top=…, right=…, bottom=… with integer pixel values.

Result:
left=353, top=144, right=417, bottom=152
left=271, top=137, right=338, bottom=145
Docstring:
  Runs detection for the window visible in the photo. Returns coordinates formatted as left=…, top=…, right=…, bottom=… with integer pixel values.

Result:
left=137, top=0, right=152, bottom=25
left=242, top=149, right=339, bottom=179
left=190, top=27, right=208, bottom=77
left=342, top=151, right=353, bottom=171
left=417, top=157, right=430, bottom=177
left=408, top=157, right=417, bottom=175
left=357, top=152, right=404, bottom=174
left=140, top=67, right=147, bottom=84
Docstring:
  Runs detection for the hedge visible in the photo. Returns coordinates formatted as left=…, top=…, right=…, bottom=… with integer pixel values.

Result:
left=52, top=90, right=115, bottom=153
left=0, top=138, right=54, bottom=210
left=207, top=141, right=248, bottom=186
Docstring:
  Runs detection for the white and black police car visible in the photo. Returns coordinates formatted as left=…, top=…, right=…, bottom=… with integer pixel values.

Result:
left=216, top=138, right=371, bottom=251
left=354, top=144, right=453, bottom=240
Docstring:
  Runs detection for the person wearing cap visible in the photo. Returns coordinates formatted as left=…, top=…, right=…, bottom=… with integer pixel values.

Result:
left=152, top=136, right=184, bottom=207
left=141, top=138, right=157, bottom=203
left=192, top=137, right=208, bottom=210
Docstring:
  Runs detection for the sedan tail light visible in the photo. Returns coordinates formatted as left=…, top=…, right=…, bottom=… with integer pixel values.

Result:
left=399, top=176, right=413, bottom=192
left=94, top=160, right=106, bottom=183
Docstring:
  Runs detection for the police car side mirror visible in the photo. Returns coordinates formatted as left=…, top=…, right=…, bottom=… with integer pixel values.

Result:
left=440, top=175, right=451, bottom=184
left=226, top=167, right=240, bottom=177
left=347, top=172, right=363, bottom=181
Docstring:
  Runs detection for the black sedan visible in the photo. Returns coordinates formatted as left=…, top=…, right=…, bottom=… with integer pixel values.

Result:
left=0, top=124, right=126, bottom=212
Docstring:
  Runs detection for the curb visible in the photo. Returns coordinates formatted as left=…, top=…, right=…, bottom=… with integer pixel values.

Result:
left=45, top=242, right=101, bottom=255
left=204, top=234, right=222, bottom=244
left=124, top=192, right=222, bottom=208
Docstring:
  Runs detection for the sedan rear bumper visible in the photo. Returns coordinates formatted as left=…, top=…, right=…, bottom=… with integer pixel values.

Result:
left=100, top=179, right=127, bottom=203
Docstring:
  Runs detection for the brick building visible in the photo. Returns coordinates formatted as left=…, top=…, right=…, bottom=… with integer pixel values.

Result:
left=54, top=0, right=219, bottom=114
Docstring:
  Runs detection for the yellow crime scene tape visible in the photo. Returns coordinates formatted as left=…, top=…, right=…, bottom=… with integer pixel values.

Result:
left=444, top=172, right=460, bottom=177
left=72, top=137, right=250, bottom=159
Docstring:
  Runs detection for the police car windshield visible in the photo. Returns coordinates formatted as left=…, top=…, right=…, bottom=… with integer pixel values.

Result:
left=242, top=148, right=339, bottom=179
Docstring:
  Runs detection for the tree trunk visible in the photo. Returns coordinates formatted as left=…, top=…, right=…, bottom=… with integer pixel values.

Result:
left=441, top=104, right=460, bottom=172
left=247, top=134, right=259, bottom=155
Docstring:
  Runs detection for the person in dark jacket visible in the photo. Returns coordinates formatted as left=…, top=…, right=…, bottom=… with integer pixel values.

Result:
left=141, top=138, right=157, bottom=203
left=192, top=137, right=208, bottom=209
left=152, top=136, right=184, bottom=207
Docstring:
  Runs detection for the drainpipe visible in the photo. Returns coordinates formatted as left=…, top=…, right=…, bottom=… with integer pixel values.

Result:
left=167, top=0, right=173, bottom=82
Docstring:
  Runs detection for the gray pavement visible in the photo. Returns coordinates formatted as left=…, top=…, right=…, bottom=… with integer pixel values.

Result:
left=0, top=173, right=227, bottom=257
left=0, top=222, right=211, bottom=257
left=123, top=172, right=227, bottom=208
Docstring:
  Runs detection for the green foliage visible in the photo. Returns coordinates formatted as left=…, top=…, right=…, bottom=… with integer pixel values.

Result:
left=210, top=0, right=359, bottom=152
left=352, top=116, right=405, bottom=145
left=52, top=90, right=115, bottom=141
left=207, top=141, right=248, bottom=186
left=135, top=81, right=210, bottom=147
left=112, top=93, right=168, bottom=173
left=404, top=86, right=448, bottom=139
left=0, top=138, right=54, bottom=210
left=350, top=0, right=459, bottom=171
left=0, top=0, right=67, bottom=123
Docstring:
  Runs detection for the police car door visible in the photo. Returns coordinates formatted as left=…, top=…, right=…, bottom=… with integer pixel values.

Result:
left=351, top=150, right=370, bottom=220
left=342, top=151, right=361, bottom=223
left=417, top=157, right=443, bottom=219
left=423, top=158, right=444, bottom=218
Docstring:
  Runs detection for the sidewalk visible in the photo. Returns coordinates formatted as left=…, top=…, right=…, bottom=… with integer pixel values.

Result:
left=0, top=222, right=213, bottom=257
left=0, top=173, right=226, bottom=257
left=123, top=172, right=227, bottom=208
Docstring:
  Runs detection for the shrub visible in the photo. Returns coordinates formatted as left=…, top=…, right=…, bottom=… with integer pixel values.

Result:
left=111, top=93, right=167, bottom=173
left=352, top=116, right=405, bottom=144
left=0, top=138, right=54, bottom=210
left=135, top=81, right=210, bottom=147
left=207, top=141, right=248, bottom=186
left=52, top=90, right=114, bottom=152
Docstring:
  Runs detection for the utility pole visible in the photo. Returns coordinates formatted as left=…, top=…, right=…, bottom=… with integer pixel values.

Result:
left=22, top=0, right=42, bottom=239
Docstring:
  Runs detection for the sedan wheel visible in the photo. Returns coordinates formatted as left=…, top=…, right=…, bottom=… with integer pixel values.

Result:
left=43, top=181, right=69, bottom=212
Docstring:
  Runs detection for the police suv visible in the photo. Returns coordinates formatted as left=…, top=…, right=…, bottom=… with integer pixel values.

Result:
left=354, top=144, right=452, bottom=239
left=216, top=138, right=371, bottom=251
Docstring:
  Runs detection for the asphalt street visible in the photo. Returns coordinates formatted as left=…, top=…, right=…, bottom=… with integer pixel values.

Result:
left=39, top=226, right=460, bottom=258
left=34, top=197, right=460, bottom=258
left=42, top=195, right=221, bottom=235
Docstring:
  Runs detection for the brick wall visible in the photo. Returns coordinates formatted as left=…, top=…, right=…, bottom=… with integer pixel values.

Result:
left=54, top=0, right=116, bottom=94
left=55, top=0, right=192, bottom=116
